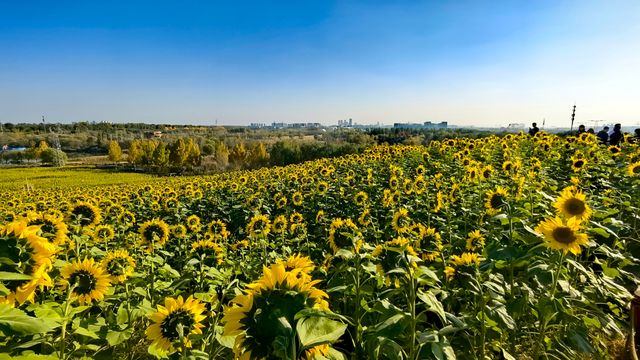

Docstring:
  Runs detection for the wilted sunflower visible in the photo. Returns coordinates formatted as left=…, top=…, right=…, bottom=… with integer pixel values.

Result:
left=191, top=239, right=224, bottom=266
left=553, top=187, right=592, bottom=222
left=222, top=263, right=330, bottom=359
left=146, top=295, right=207, bottom=356
left=68, top=201, right=102, bottom=227
left=465, top=230, right=485, bottom=251
left=101, top=249, right=136, bottom=284
left=628, top=161, right=640, bottom=176
left=60, top=258, right=111, bottom=304
left=0, top=221, right=55, bottom=305
left=372, top=237, right=419, bottom=288
left=535, top=217, right=588, bottom=255
left=139, top=219, right=170, bottom=250
left=246, top=214, right=271, bottom=238
left=92, top=224, right=115, bottom=243
left=186, top=215, right=201, bottom=232
left=328, top=218, right=362, bottom=254
left=391, top=208, right=412, bottom=234
left=485, top=186, right=508, bottom=215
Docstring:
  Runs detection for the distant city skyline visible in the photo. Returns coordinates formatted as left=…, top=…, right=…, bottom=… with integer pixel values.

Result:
left=1, top=1, right=639, bottom=128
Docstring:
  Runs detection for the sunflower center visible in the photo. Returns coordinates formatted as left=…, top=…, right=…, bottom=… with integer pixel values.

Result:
left=633, top=165, right=640, bottom=174
left=490, top=194, right=505, bottom=209
left=551, top=227, right=576, bottom=244
left=144, top=225, right=164, bottom=242
left=161, top=310, right=194, bottom=341
left=563, top=198, right=586, bottom=216
left=68, top=270, right=98, bottom=295
left=574, top=160, right=584, bottom=168
left=72, top=205, right=96, bottom=226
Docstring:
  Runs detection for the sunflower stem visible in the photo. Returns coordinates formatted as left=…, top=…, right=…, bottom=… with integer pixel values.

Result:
left=59, top=284, right=75, bottom=360
left=353, top=252, right=362, bottom=359
left=475, top=270, right=486, bottom=359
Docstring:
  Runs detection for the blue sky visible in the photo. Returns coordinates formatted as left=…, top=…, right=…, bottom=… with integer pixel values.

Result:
left=1, top=1, right=639, bottom=127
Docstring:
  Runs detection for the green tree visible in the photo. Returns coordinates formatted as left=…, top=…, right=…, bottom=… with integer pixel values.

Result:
left=169, top=138, right=189, bottom=167
left=152, top=141, right=170, bottom=168
left=186, top=138, right=201, bottom=166
left=40, top=148, right=67, bottom=166
left=108, top=140, right=122, bottom=162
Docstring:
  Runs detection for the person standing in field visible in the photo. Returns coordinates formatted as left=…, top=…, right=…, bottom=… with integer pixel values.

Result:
left=597, top=126, right=609, bottom=144
left=632, top=128, right=640, bottom=144
left=528, top=122, right=539, bottom=136
left=609, top=124, right=624, bottom=146
left=576, top=124, right=586, bottom=135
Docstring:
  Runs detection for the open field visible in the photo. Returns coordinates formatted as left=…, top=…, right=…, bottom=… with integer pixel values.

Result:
left=0, top=167, right=155, bottom=192
left=1, top=132, right=639, bottom=359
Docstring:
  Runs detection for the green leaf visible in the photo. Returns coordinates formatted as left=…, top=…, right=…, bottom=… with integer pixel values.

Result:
left=0, top=271, right=33, bottom=281
left=0, top=304, right=53, bottom=335
left=74, top=326, right=100, bottom=339
left=417, top=290, right=446, bottom=322
left=371, top=314, right=408, bottom=337
left=296, top=316, right=347, bottom=350
left=106, top=328, right=133, bottom=346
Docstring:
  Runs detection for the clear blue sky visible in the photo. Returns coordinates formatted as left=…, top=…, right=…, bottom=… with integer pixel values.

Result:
left=1, top=1, right=639, bottom=127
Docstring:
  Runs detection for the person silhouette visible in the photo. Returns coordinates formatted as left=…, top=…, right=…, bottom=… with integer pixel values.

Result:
left=528, top=122, right=539, bottom=136
left=577, top=124, right=586, bottom=135
left=597, top=126, right=609, bottom=144
left=609, top=124, right=624, bottom=146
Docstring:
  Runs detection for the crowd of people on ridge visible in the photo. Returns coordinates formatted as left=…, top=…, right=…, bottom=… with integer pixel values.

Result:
left=528, top=122, right=640, bottom=145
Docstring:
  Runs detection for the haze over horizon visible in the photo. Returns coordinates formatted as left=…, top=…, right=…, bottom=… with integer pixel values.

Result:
left=1, top=1, right=639, bottom=128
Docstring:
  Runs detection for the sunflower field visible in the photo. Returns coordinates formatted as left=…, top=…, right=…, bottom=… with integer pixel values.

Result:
left=1, top=131, right=639, bottom=360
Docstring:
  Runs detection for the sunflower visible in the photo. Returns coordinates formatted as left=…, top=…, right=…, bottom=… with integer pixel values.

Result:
left=628, top=162, right=640, bottom=176
left=186, top=215, right=201, bottom=232
left=139, top=219, right=171, bottom=250
left=68, top=201, right=102, bottom=227
left=354, top=191, right=368, bottom=206
left=553, top=187, right=592, bottom=222
left=191, top=239, right=224, bottom=266
left=358, top=208, right=372, bottom=226
left=372, top=237, right=419, bottom=288
left=60, top=258, right=111, bottom=304
left=101, top=250, right=136, bottom=284
left=432, top=191, right=444, bottom=213
left=290, top=212, right=304, bottom=224
left=571, top=156, right=587, bottom=172
left=502, top=160, right=513, bottom=174
left=608, top=145, right=622, bottom=156
left=222, top=263, right=331, bottom=359
left=206, top=219, right=230, bottom=240
left=118, top=210, right=136, bottom=225
left=465, top=230, right=485, bottom=251
left=328, top=218, right=362, bottom=254
left=391, top=208, right=412, bottom=234
left=171, top=224, right=187, bottom=239
left=413, top=175, right=426, bottom=194
left=316, top=181, right=329, bottom=194
left=277, top=254, right=315, bottom=276
left=246, top=214, right=271, bottom=238
left=0, top=221, right=55, bottom=305
left=315, top=210, right=325, bottom=223
left=292, top=191, right=304, bottom=206
left=146, top=295, right=207, bottom=356
left=26, top=212, right=69, bottom=246
left=448, top=253, right=481, bottom=279
left=272, top=215, right=288, bottom=234
left=418, top=227, right=443, bottom=262
left=485, top=186, right=508, bottom=215
left=535, top=217, right=589, bottom=255
left=92, top=224, right=115, bottom=243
